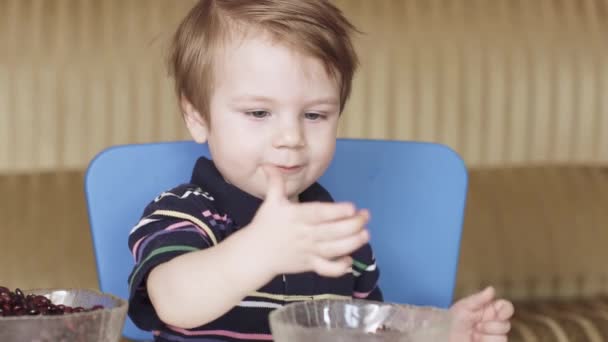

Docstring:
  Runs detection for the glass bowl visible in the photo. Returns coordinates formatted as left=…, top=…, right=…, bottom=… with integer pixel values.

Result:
left=0, top=288, right=127, bottom=342
left=269, top=299, right=452, bottom=342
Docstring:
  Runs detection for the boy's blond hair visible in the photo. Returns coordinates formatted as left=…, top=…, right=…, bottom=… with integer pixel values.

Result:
left=169, top=0, right=359, bottom=122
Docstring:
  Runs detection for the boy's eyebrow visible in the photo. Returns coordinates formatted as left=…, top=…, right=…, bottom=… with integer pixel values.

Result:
left=231, top=95, right=276, bottom=104
left=304, top=97, right=340, bottom=107
left=231, top=95, right=339, bottom=107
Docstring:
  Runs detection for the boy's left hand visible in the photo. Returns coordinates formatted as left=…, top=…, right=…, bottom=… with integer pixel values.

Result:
left=448, top=286, right=514, bottom=342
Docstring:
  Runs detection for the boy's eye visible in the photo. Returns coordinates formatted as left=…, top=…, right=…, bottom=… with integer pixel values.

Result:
left=247, top=111, right=270, bottom=119
left=304, top=112, right=324, bottom=120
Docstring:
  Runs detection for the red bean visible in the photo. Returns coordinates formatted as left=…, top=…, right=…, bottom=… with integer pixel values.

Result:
left=0, top=286, right=105, bottom=317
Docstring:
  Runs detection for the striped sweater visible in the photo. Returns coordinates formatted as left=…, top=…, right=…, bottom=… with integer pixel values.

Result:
left=127, top=157, right=382, bottom=341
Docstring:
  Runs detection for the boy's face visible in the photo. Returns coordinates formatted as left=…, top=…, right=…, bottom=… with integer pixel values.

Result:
left=183, top=34, right=341, bottom=201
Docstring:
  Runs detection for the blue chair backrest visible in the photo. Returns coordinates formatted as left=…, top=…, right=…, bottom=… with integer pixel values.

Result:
left=84, top=139, right=468, bottom=341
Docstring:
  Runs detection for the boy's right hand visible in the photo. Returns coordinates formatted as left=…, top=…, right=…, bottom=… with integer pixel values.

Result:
left=248, top=166, right=370, bottom=278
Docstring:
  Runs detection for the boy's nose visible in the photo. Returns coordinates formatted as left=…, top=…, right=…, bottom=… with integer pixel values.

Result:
left=272, top=121, right=305, bottom=149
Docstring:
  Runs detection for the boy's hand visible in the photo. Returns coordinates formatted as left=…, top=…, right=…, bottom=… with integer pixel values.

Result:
left=448, top=287, right=514, bottom=342
left=248, top=166, right=370, bottom=278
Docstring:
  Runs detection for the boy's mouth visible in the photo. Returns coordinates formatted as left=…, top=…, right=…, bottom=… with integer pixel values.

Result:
left=274, top=165, right=303, bottom=174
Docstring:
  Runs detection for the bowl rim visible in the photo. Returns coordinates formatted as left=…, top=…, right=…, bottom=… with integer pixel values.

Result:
left=0, top=288, right=128, bottom=321
left=268, top=298, right=452, bottom=333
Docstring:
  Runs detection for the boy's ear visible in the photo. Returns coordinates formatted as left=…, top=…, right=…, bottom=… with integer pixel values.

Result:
left=181, top=95, right=208, bottom=143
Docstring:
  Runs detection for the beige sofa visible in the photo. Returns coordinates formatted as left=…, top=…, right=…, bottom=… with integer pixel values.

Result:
left=457, top=166, right=608, bottom=341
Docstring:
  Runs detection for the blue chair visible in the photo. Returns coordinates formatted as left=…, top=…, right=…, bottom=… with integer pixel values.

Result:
left=84, top=139, right=468, bottom=341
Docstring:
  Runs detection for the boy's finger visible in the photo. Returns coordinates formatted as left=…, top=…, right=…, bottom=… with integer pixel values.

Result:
left=296, top=202, right=357, bottom=223
left=317, top=210, right=369, bottom=240
left=316, top=229, right=369, bottom=259
left=263, top=166, right=287, bottom=202
left=493, top=299, right=515, bottom=320
left=461, top=286, right=495, bottom=311
left=312, top=256, right=352, bottom=278
left=476, top=320, right=511, bottom=335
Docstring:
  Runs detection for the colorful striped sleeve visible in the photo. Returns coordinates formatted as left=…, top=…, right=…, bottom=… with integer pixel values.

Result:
left=352, top=243, right=383, bottom=302
left=126, top=184, right=228, bottom=331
